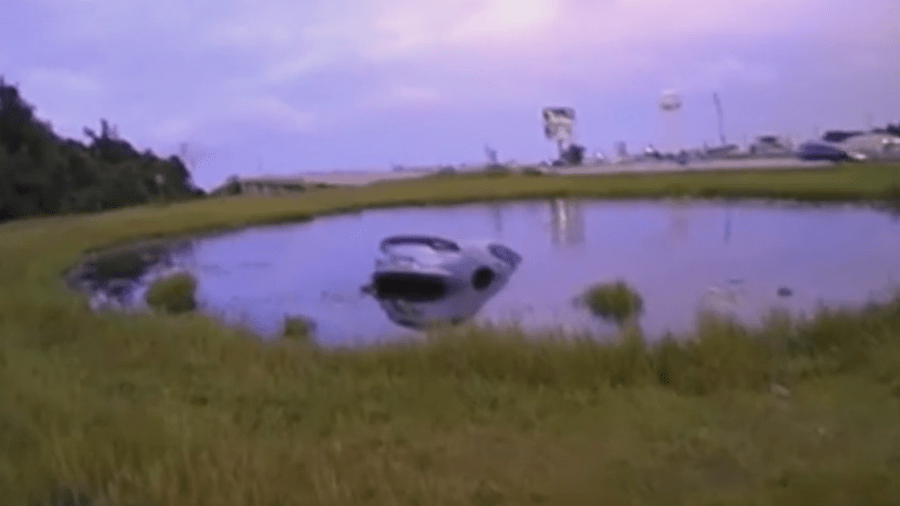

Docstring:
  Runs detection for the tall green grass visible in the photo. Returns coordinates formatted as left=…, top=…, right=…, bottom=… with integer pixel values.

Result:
left=145, top=272, right=198, bottom=314
left=3, top=164, right=900, bottom=505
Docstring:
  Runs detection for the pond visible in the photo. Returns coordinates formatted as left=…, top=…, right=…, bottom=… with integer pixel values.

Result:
left=74, top=199, right=900, bottom=347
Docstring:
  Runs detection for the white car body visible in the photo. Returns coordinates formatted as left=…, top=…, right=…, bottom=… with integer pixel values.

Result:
left=365, top=235, right=522, bottom=329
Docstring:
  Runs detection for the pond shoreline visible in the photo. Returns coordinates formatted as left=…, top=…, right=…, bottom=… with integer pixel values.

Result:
left=66, top=192, right=900, bottom=347
left=42, top=164, right=896, bottom=279
left=62, top=192, right=899, bottom=290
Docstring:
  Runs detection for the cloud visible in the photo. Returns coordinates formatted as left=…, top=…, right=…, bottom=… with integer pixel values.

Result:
left=21, top=67, right=103, bottom=95
left=253, top=54, right=338, bottom=87
left=667, top=57, right=780, bottom=94
left=148, top=117, right=198, bottom=144
left=5, top=0, right=900, bottom=177
left=450, top=0, right=562, bottom=42
left=239, top=96, right=316, bottom=132
left=10, top=67, right=106, bottom=138
left=145, top=94, right=316, bottom=145
left=21, top=0, right=898, bottom=97
left=364, top=84, right=443, bottom=110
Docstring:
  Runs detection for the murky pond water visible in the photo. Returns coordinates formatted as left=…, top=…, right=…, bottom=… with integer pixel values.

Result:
left=76, top=199, right=900, bottom=346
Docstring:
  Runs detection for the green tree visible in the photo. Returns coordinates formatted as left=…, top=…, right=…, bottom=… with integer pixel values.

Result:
left=0, top=77, right=205, bottom=223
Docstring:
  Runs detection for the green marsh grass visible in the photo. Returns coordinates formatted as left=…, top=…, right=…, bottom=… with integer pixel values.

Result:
left=3, top=163, right=900, bottom=505
left=145, top=272, right=198, bottom=314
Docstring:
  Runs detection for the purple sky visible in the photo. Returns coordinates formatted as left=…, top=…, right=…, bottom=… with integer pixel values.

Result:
left=3, top=0, right=898, bottom=189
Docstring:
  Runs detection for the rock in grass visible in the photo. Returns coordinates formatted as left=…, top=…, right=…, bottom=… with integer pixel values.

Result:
left=145, top=272, right=198, bottom=314
left=37, top=486, right=94, bottom=506
left=777, top=287, right=793, bottom=298
left=283, top=315, right=316, bottom=341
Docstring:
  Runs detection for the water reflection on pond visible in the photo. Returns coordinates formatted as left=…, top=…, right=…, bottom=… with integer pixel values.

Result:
left=78, top=199, right=900, bottom=347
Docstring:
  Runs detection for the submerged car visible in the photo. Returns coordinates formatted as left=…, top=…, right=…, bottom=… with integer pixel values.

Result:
left=362, top=235, right=522, bottom=329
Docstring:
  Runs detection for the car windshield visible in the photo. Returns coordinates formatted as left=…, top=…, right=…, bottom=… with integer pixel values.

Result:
left=373, top=272, right=448, bottom=302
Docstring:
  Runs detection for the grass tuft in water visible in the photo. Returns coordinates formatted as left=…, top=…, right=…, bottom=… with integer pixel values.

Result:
left=578, top=280, right=645, bottom=327
left=144, top=272, right=197, bottom=314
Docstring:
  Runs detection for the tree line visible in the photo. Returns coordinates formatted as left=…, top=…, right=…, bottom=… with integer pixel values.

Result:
left=0, top=76, right=204, bottom=223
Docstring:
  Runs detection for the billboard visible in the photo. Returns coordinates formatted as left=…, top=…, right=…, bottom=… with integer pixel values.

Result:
left=542, top=107, right=576, bottom=142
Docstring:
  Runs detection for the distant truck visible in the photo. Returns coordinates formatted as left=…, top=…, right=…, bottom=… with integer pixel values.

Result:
left=796, top=142, right=856, bottom=162
left=798, top=132, right=900, bottom=162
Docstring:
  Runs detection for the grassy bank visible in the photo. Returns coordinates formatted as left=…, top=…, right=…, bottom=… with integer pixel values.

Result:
left=3, top=164, right=900, bottom=505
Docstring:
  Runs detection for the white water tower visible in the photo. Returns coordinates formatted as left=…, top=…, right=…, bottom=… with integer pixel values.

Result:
left=658, top=90, right=683, bottom=153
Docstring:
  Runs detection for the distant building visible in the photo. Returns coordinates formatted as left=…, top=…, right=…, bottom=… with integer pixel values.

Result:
left=704, top=144, right=740, bottom=158
left=748, top=135, right=793, bottom=156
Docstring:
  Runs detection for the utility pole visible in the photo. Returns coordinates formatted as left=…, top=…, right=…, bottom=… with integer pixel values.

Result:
left=713, top=93, right=727, bottom=145
left=484, top=144, right=498, bottom=165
